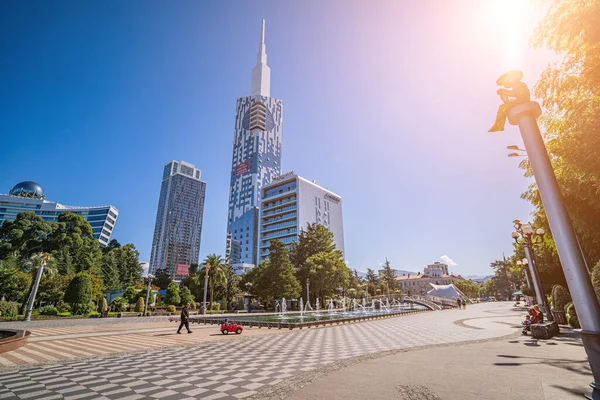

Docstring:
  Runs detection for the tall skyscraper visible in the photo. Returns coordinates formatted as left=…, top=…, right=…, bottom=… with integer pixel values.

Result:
left=226, top=20, right=283, bottom=266
left=150, top=160, right=207, bottom=279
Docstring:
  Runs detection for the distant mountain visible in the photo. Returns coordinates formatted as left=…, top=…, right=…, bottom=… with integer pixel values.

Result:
left=391, top=269, right=417, bottom=276
left=465, top=275, right=494, bottom=283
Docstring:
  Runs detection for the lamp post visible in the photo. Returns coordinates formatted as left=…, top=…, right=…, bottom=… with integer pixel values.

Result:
left=511, top=221, right=552, bottom=321
left=24, top=253, right=50, bottom=322
left=493, top=71, right=600, bottom=399
left=143, top=274, right=154, bottom=316
left=202, top=268, right=209, bottom=315
left=516, top=259, right=532, bottom=290
left=245, top=282, right=253, bottom=311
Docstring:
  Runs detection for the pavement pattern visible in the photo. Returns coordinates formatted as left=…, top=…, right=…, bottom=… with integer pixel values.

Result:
left=0, top=303, right=523, bottom=399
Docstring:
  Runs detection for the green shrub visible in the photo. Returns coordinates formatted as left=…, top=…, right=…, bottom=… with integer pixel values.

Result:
left=134, top=297, right=145, bottom=313
left=0, top=301, right=19, bottom=318
left=111, top=297, right=128, bottom=313
left=551, top=285, right=571, bottom=311
left=123, top=286, right=138, bottom=305
left=64, top=272, right=93, bottom=315
left=211, top=302, right=220, bottom=311
left=167, top=304, right=176, bottom=314
left=565, top=302, right=580, bottom=329
left=56, top=300, right=70, bottom=313
left=38, top=305, right=59, bottom=316
left=97, top=297, right=108, bottom=314
left=180, top=286, right=195, bottom=306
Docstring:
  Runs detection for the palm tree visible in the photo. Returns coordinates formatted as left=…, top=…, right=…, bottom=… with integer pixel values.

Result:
left=201, top=254, right=226, bottom=311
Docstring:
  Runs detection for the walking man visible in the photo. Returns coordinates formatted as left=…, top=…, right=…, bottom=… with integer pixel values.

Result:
left=177, top=303, right=193, bottom=334
left=456, top=297, right=462, bottom=310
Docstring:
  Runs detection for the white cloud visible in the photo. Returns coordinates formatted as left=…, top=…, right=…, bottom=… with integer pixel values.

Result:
left=440, top=255, right=457, bottom=267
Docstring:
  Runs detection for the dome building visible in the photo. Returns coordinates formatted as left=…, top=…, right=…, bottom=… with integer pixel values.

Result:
left=0, top=181, right=118, bottom=247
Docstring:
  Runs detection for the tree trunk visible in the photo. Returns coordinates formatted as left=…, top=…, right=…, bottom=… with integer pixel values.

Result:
left=210, top=283, right=214, bottom=310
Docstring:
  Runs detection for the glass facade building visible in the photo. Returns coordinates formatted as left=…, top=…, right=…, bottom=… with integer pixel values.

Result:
left=226, top=20, right=282, bottom=267
left=149, top=160, right=207, bottom=279
left=0, top=181, right=118, bottom=247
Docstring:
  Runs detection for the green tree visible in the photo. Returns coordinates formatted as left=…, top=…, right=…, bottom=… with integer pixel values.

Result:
left=380, top=260, right=398, bottom=295
left=50, top=213, right=102, bottom=274
left=0, top=212, right=55, bottom=259
left=64, top=272, right=93, bottom=315
left=164, top=282, right=181, bottom=306
left=136, top=287, right=155, bottom=305
left=201, top=254, right=226, bottom=310
left=254, top=240, right=301, bottom=302
left=154, top=268, right=172, bottom=290
left=179, top=286, right=195, bottom=306
left=113, top=244, right=141, bottom=288
left=454, top=280, right=481, bottom=299
left=100, top=250, right=121, bottom=290
left=306, top=251, right=349, bottom=304
left=365, top=268, right=379, bottom=296
left=123, top=286, right=138, bottom=305
left=98, top=296, right=108, bottom=314
left=519, top=1, right=600, bottom=266
left=37, top=272, right=70, bottom=305
left=290, top=223, right=339, bottom=288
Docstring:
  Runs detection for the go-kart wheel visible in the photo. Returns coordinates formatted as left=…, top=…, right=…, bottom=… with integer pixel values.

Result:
left=236, top=328, right=242, bottom=334
left=222, top=330, right=228, bottom=335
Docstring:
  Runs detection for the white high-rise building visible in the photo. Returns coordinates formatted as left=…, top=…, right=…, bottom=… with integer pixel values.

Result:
left=259, top=172, right=344, bottom=260
left=226, top=19, right=283, bottom=267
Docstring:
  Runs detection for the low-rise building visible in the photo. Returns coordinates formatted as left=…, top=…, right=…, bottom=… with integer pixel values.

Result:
left=0, top=181, right=118, bottom=247
left=396, top=262, right=463, bottom=296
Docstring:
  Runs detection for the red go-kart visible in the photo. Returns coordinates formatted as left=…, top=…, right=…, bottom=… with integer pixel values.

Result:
left=221, top=322, right=243, bottom=335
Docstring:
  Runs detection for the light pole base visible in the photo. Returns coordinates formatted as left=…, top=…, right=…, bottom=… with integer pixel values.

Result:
left=582, top=331, right=600, bottom=400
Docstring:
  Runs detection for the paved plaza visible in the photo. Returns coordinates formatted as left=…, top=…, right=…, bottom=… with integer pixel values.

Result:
left=0, top=303, right=587, bottom=399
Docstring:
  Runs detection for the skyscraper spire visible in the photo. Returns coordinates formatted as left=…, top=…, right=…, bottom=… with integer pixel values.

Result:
left=251, top=18, right=271, bottom=97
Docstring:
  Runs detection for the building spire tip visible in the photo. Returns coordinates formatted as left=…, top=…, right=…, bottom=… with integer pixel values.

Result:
left=261, top=19, right=265, bottom=44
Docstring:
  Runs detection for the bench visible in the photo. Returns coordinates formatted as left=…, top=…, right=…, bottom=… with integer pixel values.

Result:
left=117, top=313, right=142, bottom=318
left=531, top=321, right=559, bottom=339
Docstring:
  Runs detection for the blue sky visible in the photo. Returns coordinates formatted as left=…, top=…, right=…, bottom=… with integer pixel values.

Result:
left=0, top=1, right=554, bottom=276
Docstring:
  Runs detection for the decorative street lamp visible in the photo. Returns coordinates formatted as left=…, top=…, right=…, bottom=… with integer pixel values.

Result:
left=516, top=259, right=532, bottom=290
left=24, top=253, right=50, bottom=321
left=143, top=273, right=155, bottom=316
left=245, top=282, right=253, bottom=311
left=492, top=70, right=600, bottom=399
left=511, top=220, right=552, bottom=321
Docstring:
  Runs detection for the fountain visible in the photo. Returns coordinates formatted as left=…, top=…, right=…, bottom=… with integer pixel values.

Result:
left=328, top=299, right=335, bottom=313
left=316, top=298, right=320, bottom=313
left=341, top=298, right=346, bottom=311
left=299, top=297, right=304, bottom=316
left=353, top=298, right=357, bottom=311
left=281, top=298, right=287, bottom=314
left=386, top=298, right=391, bottom=309
left=274, top=303, right=280, bottom=313
left=0, top=330, right=30, bottom=354
left=371, top=299, right=375, bottom=310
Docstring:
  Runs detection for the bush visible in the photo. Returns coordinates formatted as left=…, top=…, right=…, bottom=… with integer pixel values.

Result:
left=38, top=305, right=59, bottom=316
left=167, top=304, right=176, bottom=314
left=0, top=301, right=19, bottom=318
left=134, top=297, right=145, bottom=313
left=97, top=297, right=108, bottom=314
left=211, top=302, right=220, bottom=311
left=64, top=272, right=93, bottom=315
left=565, top=302, right=580, bottom=329
left=111, top=297, right=128, bottom=313
left=56, top=300, right=70, bottom=313
left=551, top=285, right=571, bottom=311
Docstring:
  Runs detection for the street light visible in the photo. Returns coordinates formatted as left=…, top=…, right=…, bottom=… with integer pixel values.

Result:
left=512, top=220, right=552, bottom=321
left=516, top=259, right=532, bottom=290
left=143, top=274, right=155, bottom=316
left=508, top=152, right=526, bottom=158
left=246, top=282, right=253, bottom=312
left=507, top=145, right=526, bottom=151
left=24, top=253, right=50, bottom=321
